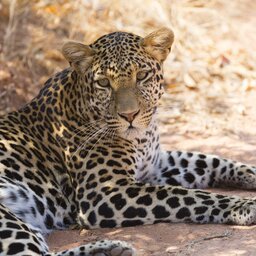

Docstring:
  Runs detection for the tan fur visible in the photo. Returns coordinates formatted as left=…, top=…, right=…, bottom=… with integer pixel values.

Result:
left=61, top=41, right=95, bottom=72
left=115, top=87, right=139, bottom=115
left=141, top=27, right=174, bottom=62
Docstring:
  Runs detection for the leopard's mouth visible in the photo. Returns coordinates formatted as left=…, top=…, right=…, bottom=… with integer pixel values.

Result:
left=128, top=123, right=135, bottom=129
left=123, top=126, right=140, bottom=139
left=121, top=108, right=156, bottom=138
left=106, top=107, right=156, bottom=139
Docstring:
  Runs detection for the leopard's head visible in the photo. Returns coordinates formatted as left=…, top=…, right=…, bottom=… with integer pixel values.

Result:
left=62, top=28, right=174, bottom=139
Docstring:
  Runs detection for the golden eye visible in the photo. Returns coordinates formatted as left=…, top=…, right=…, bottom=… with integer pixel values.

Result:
left=97, top=78, right=110, bottom=87
left=136, top=71, right=149, bottom=81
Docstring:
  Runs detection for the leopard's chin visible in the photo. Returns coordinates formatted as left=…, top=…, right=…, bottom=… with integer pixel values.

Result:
left=121, top=126, right=142, bottom=140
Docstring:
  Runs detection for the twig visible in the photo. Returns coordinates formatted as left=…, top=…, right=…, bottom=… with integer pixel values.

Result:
left=166, top=230, right=232, bottom=255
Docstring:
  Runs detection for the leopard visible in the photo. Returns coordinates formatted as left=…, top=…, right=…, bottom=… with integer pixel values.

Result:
left=0, top=27, right=256, bottom=256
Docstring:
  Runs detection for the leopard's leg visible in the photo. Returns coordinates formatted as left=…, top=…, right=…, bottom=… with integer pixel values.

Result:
left=0, top=175, right=67, bottom=234
left=142, top=150, right=256, bottom=189
left=0, top=203, right=135, bottom=256
left=0, top=203, right=49, bottom=255
left=77, top=179, right=256, bottom=228
left=0, top=177, right=135, bottom=256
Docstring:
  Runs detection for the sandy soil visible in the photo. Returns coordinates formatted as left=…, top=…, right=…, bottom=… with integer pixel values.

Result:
left=47, top=91, right=256, bottom=256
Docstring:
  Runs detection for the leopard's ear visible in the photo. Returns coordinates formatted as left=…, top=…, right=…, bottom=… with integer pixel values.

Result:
left=61, top=41, right=95, bottom=72
left=141, top=27, right=174, bottom=62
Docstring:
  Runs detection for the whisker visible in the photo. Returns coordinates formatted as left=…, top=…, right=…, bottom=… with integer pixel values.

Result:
left=70, top=125, right=108, bottom=159
left=79, top=127, right=111, bottom=161
left=110, top=128, right=116, bottom=143
left=57, top=118, right=105, bottom=146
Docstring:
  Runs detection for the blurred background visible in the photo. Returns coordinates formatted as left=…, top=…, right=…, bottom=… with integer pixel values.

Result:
left=0, top=0, right=256, bottom=150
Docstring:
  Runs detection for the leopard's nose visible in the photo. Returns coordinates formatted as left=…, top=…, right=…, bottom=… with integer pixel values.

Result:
left=118, top=110, right=140, bottom=123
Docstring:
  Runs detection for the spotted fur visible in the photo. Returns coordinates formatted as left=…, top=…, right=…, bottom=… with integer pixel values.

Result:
left=0, top=28, right=256, bottom=255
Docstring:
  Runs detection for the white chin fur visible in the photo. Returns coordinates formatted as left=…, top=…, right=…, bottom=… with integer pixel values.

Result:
left=122, top=127, right=142, bottom=140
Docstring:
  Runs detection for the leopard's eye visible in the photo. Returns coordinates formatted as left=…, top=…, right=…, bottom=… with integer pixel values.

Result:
left=96, top=78, right=110, bottom=88
left=136, top=71, right=149, bottom=81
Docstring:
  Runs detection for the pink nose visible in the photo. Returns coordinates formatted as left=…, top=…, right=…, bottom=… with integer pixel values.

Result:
left=118, top=110, right=140, bottom=123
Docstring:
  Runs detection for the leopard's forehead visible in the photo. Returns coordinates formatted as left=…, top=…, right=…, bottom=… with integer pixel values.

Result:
left=90, top=32, right=152, bottom=75
left=91, top=31, right=142, bottom=50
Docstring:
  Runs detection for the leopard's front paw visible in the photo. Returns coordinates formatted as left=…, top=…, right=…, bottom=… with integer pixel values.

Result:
left=230, top=199, right=256, bottom=225
left=90, top=240, right=136, bottom=256
left=232, top=165, right=256, bottom=189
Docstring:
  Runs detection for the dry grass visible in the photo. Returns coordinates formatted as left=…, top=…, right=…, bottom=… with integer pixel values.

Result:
left=0, top=0, right=256, bottom=124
